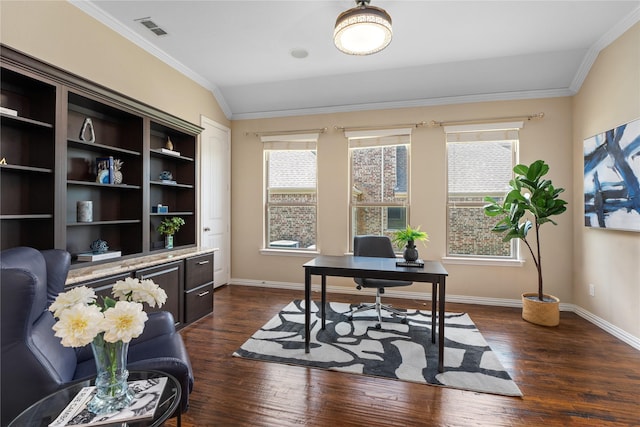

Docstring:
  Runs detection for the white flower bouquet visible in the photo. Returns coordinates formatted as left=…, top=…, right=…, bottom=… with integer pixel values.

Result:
left=49, top=277, right=168, bottom=413
left=49, top=277, right=168, bottom=347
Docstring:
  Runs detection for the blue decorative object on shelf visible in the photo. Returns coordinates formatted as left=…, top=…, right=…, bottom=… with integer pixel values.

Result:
left=152, top=205, right=169, bottom=214
left=159, top=171, right=173, bottom=181
left=90, top=239, right=109, bottom=254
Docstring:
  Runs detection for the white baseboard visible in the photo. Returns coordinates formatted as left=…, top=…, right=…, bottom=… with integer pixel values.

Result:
left=230, top=278, right=640, bottom=351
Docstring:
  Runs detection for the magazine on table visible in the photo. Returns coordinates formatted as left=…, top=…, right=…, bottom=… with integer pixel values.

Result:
left=48, top=377, right=167, bottom=427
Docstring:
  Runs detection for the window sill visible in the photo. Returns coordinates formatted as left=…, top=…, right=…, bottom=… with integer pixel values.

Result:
left=441, top=256, right=524, bottom=267
left=260, top=248, right=320, bottom=257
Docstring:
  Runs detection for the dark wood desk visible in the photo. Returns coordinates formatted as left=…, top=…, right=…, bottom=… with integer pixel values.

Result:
left=303, top=255, right=449, bottom=372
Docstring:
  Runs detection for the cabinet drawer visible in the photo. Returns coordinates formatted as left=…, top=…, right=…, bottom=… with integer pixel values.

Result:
left=185, top=253, right=214, bottom=291
left=184, top=283, right=213, bottom=324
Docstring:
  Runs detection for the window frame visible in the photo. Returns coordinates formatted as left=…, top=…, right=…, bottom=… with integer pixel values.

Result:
left=261, top=133, right=319, bottom=254
left=347, top=129, right=412, bottom=252
left=444, top=123, right=523, bottom=262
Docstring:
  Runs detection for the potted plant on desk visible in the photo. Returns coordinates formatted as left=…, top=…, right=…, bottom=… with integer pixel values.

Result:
left=392, top=225, right=429, bottom=262
left=483, top=160, right=567, bottom=326
left=157, top=216, right=185, bottom=249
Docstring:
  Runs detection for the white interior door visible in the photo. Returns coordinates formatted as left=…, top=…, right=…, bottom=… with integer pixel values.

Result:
left=200, top=116, right=230, bottom=287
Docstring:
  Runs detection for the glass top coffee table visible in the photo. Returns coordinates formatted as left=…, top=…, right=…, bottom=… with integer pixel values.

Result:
left=9, top=370, right=181, bottom=427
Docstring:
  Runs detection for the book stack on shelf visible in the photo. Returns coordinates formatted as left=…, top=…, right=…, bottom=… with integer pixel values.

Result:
left=77, top=251, right=122, bottom=262
left=48, top=377, right=167, bottom=427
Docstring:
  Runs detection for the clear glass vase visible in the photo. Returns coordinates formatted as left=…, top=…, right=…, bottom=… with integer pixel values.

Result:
left=88, top=335, right=134, bottom=414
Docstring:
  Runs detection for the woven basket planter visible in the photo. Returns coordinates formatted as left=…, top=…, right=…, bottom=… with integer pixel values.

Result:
left=522, top=293, right=560, bottom=327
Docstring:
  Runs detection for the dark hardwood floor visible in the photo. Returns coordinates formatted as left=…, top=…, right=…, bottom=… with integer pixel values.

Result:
left=166, top=285, right=640, bottom=427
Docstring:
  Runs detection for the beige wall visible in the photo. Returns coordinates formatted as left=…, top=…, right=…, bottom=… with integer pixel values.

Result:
left=231, top=97, right=575, bottom=301
left=1, top=2, right=636, bottom=338
left=0, top=1, right=229, bottom=127
left=572, top=22, right=640, bottom=338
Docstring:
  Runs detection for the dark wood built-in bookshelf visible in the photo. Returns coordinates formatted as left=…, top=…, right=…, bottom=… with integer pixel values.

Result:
left=0, top=45, right=203, bottom=265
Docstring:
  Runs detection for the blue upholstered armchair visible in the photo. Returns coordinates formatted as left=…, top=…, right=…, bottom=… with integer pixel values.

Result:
left=0, top=247, right=194, bottom=425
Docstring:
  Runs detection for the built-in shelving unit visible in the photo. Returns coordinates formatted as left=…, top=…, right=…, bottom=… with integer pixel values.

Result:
left=148, top=122, right=196, bottom=251
left=0, top=66, right=57, bottom=250
left=0, top=45, right=202, bottom=266
left=65, top=91, right=145, bottom=258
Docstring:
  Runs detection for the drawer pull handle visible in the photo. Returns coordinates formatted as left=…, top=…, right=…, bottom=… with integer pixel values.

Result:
left=197, top=291, right=210, bottom=297
left=197, top=260, right=210, bottom=265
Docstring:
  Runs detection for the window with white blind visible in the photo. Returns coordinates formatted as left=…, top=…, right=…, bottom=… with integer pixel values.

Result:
left=262, top=133, right=318, bottom=251
left=348, top=129, right=411, bottom=252
left=446, top=122, right=521, bottom=259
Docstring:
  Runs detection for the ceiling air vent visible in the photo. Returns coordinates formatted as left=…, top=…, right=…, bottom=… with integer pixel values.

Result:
left=135, top=17, right=168, bottom=37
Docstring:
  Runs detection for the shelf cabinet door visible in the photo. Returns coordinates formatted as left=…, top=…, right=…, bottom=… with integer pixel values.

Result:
left=135, top=261, right=184, bottom=327
left=0, top=66, right=57, bottom=250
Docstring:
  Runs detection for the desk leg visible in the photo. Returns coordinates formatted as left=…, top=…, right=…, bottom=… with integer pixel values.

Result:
left=431, top=282, right=437, bottom=344
left=305, top=268, right=311, bottom=353
left=321, top=275, right=326, bottom=330
left=438, top=278, right=446, bottom=373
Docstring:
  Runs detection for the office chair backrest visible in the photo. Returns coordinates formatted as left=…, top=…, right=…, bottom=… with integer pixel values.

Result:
left=353, top=235, right=396, bottom=259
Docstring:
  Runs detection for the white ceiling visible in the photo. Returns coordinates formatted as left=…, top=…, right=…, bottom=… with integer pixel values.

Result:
left=73, top=1, right=640, bottom=120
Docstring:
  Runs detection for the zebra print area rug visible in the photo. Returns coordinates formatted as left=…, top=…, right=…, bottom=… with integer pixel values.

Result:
left=233, top=300, right=522, bottom=397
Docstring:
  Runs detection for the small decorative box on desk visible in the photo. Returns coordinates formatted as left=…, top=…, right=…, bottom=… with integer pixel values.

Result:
left=152, top=204, right=169, bottom=213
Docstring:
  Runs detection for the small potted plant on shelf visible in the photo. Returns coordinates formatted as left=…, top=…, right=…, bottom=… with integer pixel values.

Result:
left=392, top=225, right=429, bottom=262
left=157, top=217, right=185, bottom=249
left=483, top=160, right=567, bottom=326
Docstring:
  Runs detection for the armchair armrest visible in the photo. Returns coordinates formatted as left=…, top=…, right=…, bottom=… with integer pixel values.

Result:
left=133, top=311, right=177, bottom=345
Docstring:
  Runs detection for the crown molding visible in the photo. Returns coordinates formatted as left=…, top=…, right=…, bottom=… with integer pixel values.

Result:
left=229, top=88, right=573, bottom=120
left=68, top=0, right=233, bottom=119
left=70, top=1, right=639, bottom=122
left=570, top=5, right=640, bottom=92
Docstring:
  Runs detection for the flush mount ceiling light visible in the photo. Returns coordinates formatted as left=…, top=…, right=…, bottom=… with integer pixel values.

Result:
left=333, top=0, right=392, bottom=55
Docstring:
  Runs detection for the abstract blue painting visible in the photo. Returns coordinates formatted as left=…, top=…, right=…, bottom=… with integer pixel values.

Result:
left=584, top=118, right=640, bottom=232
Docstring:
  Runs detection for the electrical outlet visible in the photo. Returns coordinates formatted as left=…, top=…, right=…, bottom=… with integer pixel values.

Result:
left=589, top=283, right=595, bottom=297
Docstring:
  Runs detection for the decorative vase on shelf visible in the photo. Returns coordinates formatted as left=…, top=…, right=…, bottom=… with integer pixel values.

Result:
left=87, top=335, right=134, bottom=414
left=165, top=235, right=174, bottom=249
left=403, top=240, right=419, bottom=262
left=77, top=201, right=93, bottom=223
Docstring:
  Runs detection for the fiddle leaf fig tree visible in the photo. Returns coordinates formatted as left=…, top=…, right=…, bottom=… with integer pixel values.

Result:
left=484, top=160, right=567, bottom=301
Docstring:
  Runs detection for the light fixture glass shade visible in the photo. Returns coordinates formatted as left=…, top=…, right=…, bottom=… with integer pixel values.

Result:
left=334, top=3, right=392, bottom=55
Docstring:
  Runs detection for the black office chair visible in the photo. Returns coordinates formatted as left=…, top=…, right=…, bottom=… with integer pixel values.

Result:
left=349, top=235, right=413, bottom=328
